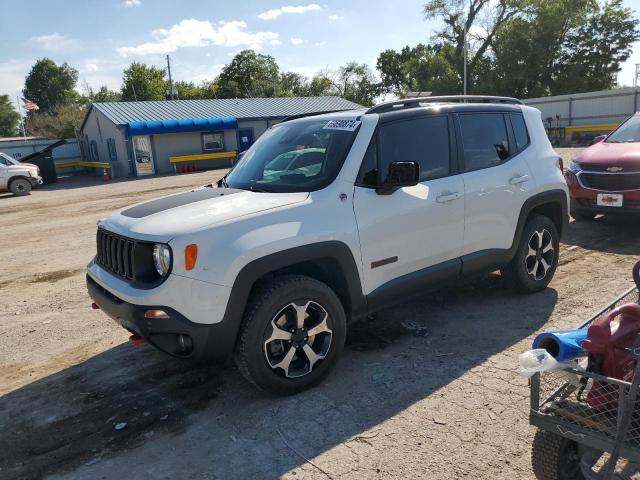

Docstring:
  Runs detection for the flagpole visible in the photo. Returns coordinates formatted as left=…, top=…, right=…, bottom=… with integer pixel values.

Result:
left=16, top=95, right=27, bottom=141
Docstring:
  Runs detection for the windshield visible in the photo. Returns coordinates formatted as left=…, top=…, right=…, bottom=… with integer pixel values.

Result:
left=225, top=118, right=360, bottom=193
left=0, top=152, right=19, bottom=166
left=606, top=115, right=640, bottom=143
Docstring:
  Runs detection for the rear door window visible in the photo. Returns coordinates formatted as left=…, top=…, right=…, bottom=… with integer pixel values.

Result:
left=378, top=116, right=451, bottom=183
left=459, top=113, right=511, bottom=171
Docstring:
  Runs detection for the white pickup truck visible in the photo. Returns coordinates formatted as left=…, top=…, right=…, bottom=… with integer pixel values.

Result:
left=0, top=152, right=42, bottom=195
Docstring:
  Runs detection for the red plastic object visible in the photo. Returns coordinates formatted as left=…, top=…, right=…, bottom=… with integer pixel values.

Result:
left=129, top=334, right=145, bottom=346
left=582, top=303, right=640, bottom=409
left=91, top=302, right=100, bottom=310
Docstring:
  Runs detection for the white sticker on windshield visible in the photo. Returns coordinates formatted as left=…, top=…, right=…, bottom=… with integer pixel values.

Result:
left=323, top=119, right=361, bottom=131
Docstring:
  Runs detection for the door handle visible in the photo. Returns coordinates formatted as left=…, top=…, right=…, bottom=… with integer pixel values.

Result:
left=509, top=174, right=530, bottom=185
left=436, top=192, right=463, bottom=203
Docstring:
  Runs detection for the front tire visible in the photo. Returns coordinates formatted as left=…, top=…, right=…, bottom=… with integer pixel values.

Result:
left=502, top=214, right=559, bottom=293
left=9, top=178, right=32, bottom=196
left=235, top=275, right=347, bottom=395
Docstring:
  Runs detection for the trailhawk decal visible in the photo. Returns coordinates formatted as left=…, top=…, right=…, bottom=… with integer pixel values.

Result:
left=323, top=119, right=361, bottom=131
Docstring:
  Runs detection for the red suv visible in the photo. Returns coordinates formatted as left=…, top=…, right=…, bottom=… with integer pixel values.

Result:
left=565, top=114, right=640, bottom=220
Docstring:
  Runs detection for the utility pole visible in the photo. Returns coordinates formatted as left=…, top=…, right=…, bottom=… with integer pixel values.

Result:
left=166, top=54, right=176, bottom=100
left=634, top=64, right=640, bottom=89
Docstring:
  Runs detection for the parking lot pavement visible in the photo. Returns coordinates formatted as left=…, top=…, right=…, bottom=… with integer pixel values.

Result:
left=1, top=167, right=639, bottom=479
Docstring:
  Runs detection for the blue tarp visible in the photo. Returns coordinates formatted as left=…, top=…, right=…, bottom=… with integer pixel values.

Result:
left=127, top=117, right=238, bottom=136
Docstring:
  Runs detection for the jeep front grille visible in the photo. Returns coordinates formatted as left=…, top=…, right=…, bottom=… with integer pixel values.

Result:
left=96, top=228, right=135, bottom=280
left=579, top=172, right=640, bottom=192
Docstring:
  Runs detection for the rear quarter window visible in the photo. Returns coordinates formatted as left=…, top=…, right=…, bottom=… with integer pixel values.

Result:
left=510, top=114, right=530, bottom=152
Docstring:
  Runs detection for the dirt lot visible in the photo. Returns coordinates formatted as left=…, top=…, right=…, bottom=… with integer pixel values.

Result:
left=1, top=155, right=639, bottom=480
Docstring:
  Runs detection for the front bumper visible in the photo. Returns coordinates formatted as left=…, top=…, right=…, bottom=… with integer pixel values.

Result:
left=87, top=275, right=237, bottom=362
left=30, top=176, right=43, bottom=187
left=566, top=170, right=640, bottom=215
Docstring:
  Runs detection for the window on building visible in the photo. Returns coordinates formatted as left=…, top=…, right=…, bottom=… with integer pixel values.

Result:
left=107, top=138, right=117, bottom=161
left=378, top=115, right=451, bottom=183
left=90, top=140, right=99, bottom=161
left=459, top=113, right=511, bottom=171
left=510, top=114, right=530, bottom=152
left=202, top=132, right=225, bottom=152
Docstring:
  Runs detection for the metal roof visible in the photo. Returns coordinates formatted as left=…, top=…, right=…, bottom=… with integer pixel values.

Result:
left=88, top=96, right=363, bottom=127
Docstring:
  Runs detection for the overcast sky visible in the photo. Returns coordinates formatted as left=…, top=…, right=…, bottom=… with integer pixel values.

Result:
left=1, top=0, right=639, bottom=110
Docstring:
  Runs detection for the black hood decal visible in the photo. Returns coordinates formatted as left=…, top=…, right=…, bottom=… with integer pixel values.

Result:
left=121, top=188, right=243, bottom=219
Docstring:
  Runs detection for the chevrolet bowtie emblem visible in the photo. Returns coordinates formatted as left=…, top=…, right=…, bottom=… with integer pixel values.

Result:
left=607, top=166, right=624, bottom=172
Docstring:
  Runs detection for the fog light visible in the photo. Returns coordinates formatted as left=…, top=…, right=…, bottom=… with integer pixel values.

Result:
left=144, top=309, right=170, bottom=320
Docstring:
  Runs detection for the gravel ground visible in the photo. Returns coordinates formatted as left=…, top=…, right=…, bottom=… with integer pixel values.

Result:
left=1, top=155, right=640, bottom=480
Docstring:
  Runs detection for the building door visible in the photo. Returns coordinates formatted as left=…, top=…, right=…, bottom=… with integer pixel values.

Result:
left=237, top=129, right=254, bottom=153
left=132, top=136, right=155, bottom=176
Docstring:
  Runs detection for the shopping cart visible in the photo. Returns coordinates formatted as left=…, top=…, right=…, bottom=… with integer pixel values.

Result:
left=530, top=261, right=640, bottom=480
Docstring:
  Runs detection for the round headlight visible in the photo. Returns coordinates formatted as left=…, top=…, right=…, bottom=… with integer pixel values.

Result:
left=153, top=244, right=172, bottom=277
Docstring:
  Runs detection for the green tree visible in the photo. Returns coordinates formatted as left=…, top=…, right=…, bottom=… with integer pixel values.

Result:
left=481, top=0, right=638, bottom=97
left=173, top=81, right=202, bottom=99
left=377, top=44, right=460, bottom=96
left=552, top=0, right=639, bottom=94
left=217, top=50, right=281, bottom=98
left=121, top=62, right=167, bottom=101
left=0, top=95, right=21, bottom=137
left=89, top=86, right=122, bottom=103
left=26, top=104, right=85, bottom=138
left=334, top=62, right=380, bottom=106
left=23, top=58, right=79, bottom=112
left=307, top=75, right=334, bottom=96
left=480, top=0, right=597, bottom=97
left=423, top=0, right=528, bottom=91
left=280, top=72, right=309, bottom=96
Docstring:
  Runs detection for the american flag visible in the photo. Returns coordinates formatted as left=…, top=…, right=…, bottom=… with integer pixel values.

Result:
left=22, top=98, right=39, bottom=112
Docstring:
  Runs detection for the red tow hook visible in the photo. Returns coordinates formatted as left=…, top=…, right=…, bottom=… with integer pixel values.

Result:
left=129, top=334, right=145, bottom=346
left=91, top=302, right=100, bottom=310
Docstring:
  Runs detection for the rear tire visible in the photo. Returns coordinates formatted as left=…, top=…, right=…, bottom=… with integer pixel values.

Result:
left=531, top=429, right=585, bottom=480
left=235, top=275, right=347, bottom=395
left=501, top=214, right=559, bottom=293
left=9, top=178, right=32, bottom=196
left=570, top=210, right=595, bottom=222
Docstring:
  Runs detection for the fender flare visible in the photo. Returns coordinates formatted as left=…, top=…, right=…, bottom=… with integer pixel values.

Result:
left=218, top=241, right=366, bottom=356
left=510, top=188, right=569, bottom=256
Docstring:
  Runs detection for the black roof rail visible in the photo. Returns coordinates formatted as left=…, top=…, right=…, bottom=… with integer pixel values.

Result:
left=279, top=109, right=359, bottom=123
left=365, top=95, right=523, bottom=114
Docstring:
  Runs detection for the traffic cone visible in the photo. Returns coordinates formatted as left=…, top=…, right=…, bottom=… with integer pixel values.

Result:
left=102, top=168, right=111, bottom=181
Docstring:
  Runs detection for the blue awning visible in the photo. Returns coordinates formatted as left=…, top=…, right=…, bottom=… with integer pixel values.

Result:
left=127, top=116, right=238, bottom=136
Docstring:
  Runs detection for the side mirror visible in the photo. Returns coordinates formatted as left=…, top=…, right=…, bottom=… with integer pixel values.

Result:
left=376, top=161, right=419, bottom=195
left=592, top=135, right=607, bottom=144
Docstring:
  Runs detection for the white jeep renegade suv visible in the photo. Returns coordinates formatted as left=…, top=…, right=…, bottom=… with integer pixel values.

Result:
left=87, top=96, right=569, bottom=395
